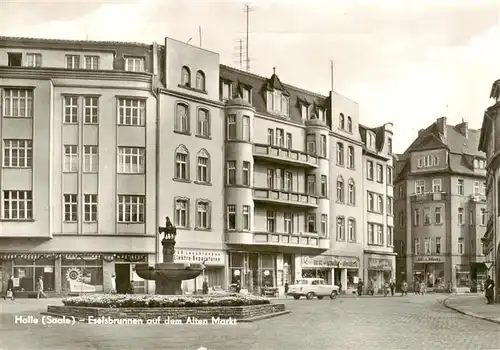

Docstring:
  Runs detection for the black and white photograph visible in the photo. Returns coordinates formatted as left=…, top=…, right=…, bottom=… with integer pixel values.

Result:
left=0, top=0, right=499, bottom=349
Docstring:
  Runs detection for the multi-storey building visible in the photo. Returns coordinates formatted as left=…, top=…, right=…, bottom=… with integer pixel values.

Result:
left=478, top=79, right=500, bottom=300
left=394, top=117, right=487, bottom=292
left=0, top=35, right=395, bottom=296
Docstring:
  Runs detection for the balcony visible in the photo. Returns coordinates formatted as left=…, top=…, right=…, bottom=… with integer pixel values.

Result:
left=253, top=188, right=318, bottom=208
left=411, top=192, right=448, bottom=203
left=253, top=144, right=318, bottom=168
left=225, top=231, right=329, bottom=250
left=469, top=194, right=487, bottom=203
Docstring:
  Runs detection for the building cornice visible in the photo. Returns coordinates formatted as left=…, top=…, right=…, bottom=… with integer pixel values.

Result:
left=158, top=88, right=224, bottom=109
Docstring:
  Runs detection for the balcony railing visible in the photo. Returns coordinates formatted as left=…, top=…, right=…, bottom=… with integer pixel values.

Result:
left=253, top=188, right=318, bottom=208
left=469, top=194, right=487, bottom=202
left=253, top=144, right=318, bottom=168
left=225, top=230, right=329, bottom=250
left=411, top=192, right=448, bottom=202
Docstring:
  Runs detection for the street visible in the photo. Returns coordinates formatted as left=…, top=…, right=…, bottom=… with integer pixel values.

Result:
left=0, top=294, right=499, bottom=350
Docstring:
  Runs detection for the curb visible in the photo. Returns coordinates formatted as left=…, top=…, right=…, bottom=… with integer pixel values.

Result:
left=443, top=297, right=500, bottom=325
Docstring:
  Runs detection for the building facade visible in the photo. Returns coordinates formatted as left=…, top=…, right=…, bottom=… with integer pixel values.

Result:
left=478, top=79, right=500, bottom=300
left=395, top=117, right=487, bottom=292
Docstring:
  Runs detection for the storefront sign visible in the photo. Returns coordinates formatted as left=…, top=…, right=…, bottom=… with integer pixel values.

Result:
left=414, top=256, right=445, bottom=263
left=302, top=255, right=360, bottom=269
left=367, top=258, right=393, bottom=271
left=173, top=250, right=225, bottom=266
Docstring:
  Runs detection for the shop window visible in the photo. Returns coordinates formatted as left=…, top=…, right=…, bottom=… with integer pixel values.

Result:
left=13, top=258, right=55, bottom=292
left=61, top=258, right=104, bottom=292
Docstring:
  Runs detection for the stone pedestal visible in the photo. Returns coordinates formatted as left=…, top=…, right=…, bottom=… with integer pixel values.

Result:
left=155, top=278, right=182, bottom=295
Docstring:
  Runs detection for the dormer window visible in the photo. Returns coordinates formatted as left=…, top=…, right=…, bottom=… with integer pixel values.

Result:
left=367, top=131, right=376, bottom=149
left=339, top=113, right=345, bottom=129
left=387, top=137, right=393, bottom=154
left=241, top=86, right=252, bottom=103
left=195, top=70, right=205, bottom=90
left=266, top=90, right=289, bottom=116
left=125, top=57, right=145, bottom=72
left=181, top=66, right=191, bottom=87
left=7, top=52, right=22, bottom=67
left=317, top=108, right=325, bottom=122
left=221, top=81, right=232, bottom=101
left=301, top=104, right=309, bottom=119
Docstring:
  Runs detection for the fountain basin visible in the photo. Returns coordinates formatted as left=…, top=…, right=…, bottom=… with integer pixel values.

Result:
left=135, top=263, right=205, bottom=281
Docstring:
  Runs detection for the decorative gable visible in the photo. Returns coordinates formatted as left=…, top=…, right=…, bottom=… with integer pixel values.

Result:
left=410, top=133, right=447, bottom=151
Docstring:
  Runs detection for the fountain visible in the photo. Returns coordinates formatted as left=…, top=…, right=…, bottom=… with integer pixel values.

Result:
left=134, top=217, right=205, bottom=295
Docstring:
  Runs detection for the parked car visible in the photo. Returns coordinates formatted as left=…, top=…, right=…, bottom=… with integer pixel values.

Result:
left=287, top=278, right=339, bottom=300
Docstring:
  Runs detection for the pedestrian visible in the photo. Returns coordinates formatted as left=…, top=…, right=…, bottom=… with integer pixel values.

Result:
left=3, top=275, right=15, bottom=301
left=128, top=280, right=135, bottom=294
left=36, top=276, right=47, bottom=299
left=357, top=279, right=363, bottom=296
left=390, top=279, right=396, bottom=296
left=414, top=280, right=420, bottom=295
left=485, top=276, right=495, bottom=304
left=202, top=279, right=209, bottom=295
left=338, top=281, right=342, bottom=294
left=284, top=280, right=289, bottom=298
left=110, top=274, right=116, bottom=294
left=420, top=281, right=426, bottom=295
left=401, top=281, right=408, bottom=296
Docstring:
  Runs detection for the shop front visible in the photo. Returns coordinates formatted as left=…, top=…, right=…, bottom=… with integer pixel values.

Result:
left=455, top=264, right=470, bottom=288
left=173, top=249, right=226, bottom=294
left=366, top=257, right=394, bottom=293
left=301, top=254, right=360, bottom=292
left=412, top=255, right=446, bottom=291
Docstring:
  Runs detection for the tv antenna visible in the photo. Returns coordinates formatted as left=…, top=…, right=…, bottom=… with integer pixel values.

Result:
left=232, top=39, right=247, bottom=70
left=244, top=4, right=255, bottom=72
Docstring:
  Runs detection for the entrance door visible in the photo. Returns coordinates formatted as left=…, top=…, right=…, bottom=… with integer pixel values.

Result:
left=115, top=264, right=130, bottom=294
left=334, top=269, right=342, bottom=286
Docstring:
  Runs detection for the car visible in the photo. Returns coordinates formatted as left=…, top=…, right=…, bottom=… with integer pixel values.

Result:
left=287, top=278, right=339, bottom=300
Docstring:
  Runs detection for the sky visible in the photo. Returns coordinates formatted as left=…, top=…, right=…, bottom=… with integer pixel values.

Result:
left=1, top=0, right=499, bottom=153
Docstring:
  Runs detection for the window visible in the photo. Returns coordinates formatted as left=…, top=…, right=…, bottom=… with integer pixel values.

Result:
left=367, top=160, right=374, bottom=180
left=175, top=146, right=189, bottom=180
left=242, top=161, right=250, bottom=186
left=175, top=103, right=189, bottom=133
left=423, top=207, right=431, bottom=225
left=424, top=237, right=431, bottom=254
left=377, top=195, right=384, bottom=214
left=276, top=169, right=285, bottom=191
left=432, top=179, right=442, bottom=192
left=376, top=224, right=383, bottom=244
left=26, top=53, right=41, bottom=67
left=118, top=98, right=145, bottom=126
left=226, top=115, right=236, bottom=140
left=368, top=193, right=374, bottom=211
left=376, top=164, right=383, bottom=183
left=83, top=194, right=98, bottom=222
left=84, top=97, right=99, bottom=124
left=436, top=237, right=441, bottom=254
left=339, top=113, right=345, bottom=129
left=473, top=181, right=479, bottom=195
left=320, top=135, right=327, bottom=157
left=242, top=86, right=251, bottom=103
left=317, top=108, right=325, bottom=122
left=227, top=161, right=236, bottom=185
left=469, top=210, right=474, bottom=226
left=267, top=129, right=275, bottom=145
left=3, top=140, right=32, bottom=168
left=481, top=181, right=486, bottom=195
left=307, top=214, right=316, bottom=233
left=399, top=212, right=405, bottom=227
left=7, top=52, right=22, bottom=66
left=242, top=205, right=250, bottom=231
left=284, top=212, right=293, bottom=234
left=387, top=138, right=392, bottom=154
left=386, top=197, right=393, bottom=215
left=197, top=109, right=210, bottom=137
left=63, top=194, right=78, bottom=222
left=242, top=116, right=250, bottom=141
left=195, top=70, right=205, bottom=90
left=197, top=150, right=210, bottom=183
left=336, top=217, right=345, bottom=240
left=83, top=146, right=98, bottom=173
left=118, top=147, right=145, bottom=174
left=301, top=105, right=309, bottom=119
left=368, top=223, right=375, bottom=244
left=221, top=81, right=232, bottom=100
left=347, top=116, right=352, bottom=132
left=321, top=214, right=328, bottom=237
left=3, top=190, right=33, bottom=220
left=267, top=211, right=276, bottom=233
left=307, top=175, right=316, bottom=195
left=457, top=179, right=464, bottom=195
left=66, top=55, right=80, bottom=69
left=414, top=209, right=420, bottom=226
left=347, top=146, right=354, bottom=169
left=84, top=56, right=99, bottom=70
left=226, top=205, right=236, bottom=230
left=387, top=226, right=394, bottom=247
left=196, top=200, right=210, bottom=229
left=399, top=185, right=404, bottom=199
left=276, top=129, right=284, bottom=148
left=458, top=208, right=464, bottom=225
left=285, top=171, right=293, bottom=192
left=64, top=96, right=79, bottom=124
left=267, top=169, right=274, bottom=189
left=306, top=134, right=316, bottom=154
left=435, top=207, right=442, bottom=224
left=125, top=57, right=145, bottom=72
left=286, top=133, right=292, bottom=149
left=174, top=198, right=189, bottom=227
left=348, top=219, right=355, bottom=241
left=415, top=180, right=425, bottom=194
left=63, top=145, right=78, bottom=172
left=321, top=175, right=327, bottom=197
left=367, top=132, right=376, bottom=149
left=457, top=237, right=464, bottom=255
left=348, top=179, right=355, bottom=204
left=267, top=90, right=289, bottom=115
left=336, top=143, right=344, bottom=165
left=3, top=89, right=33, bottom=118
left=387, top=167, right=393, bottom=185
left=337, top=176, right=345, bottom=202
left=117, top=195, right=144, bottom=223
left=481, top=208, right=486, bottom=225
left=414, top=238, right=420, bottom=254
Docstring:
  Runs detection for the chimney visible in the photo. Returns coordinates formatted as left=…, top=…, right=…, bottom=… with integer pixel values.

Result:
left=456, top=121, right=468, bottom=139
left=418, top=129, right=426, bottom=138
left=436, top=117, right=447, bottom=139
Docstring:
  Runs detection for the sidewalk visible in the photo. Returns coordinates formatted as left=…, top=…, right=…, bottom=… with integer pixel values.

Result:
left=444, top=294, right=500, bottom=324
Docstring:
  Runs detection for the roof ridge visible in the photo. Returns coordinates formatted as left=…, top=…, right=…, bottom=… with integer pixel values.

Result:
left=0, top=36, right=152, bottom=48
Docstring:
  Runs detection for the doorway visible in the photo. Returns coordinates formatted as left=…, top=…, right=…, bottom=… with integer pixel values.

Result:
left=115, top=263, right=130, bottom=294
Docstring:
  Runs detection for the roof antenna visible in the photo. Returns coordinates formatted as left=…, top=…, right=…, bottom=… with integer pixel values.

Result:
left=273, top=67, right=276, bottom=75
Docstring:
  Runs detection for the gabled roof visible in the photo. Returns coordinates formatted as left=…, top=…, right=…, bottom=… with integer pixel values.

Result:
left=358, top=123, right=386, bottom=153
left=265, top=72, right=289, bottom=95
left=490, top=79, right=500, bottom=99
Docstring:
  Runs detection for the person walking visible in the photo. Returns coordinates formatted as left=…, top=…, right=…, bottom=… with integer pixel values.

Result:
left=3, top=275, right=15, bottom=301
left=338, top=281, right=342, bottom=295
left=284, top=280, right=289, bottom=298
left=401, top=281, right=408, bottom=296
left=420, top=281, right=426, bottom=295
left=36, top=276, right=47, bottom=299
left=128, top=280, right=135, bottom=294
left=390, top=279, right=396, bottom=296
left=485, top=276, right=495, bottom=304
left=357, top=279, right=364, bottom=296
left=414, top=280, right=421, bottom=295
left=110, top=274, right=117, bottom=294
